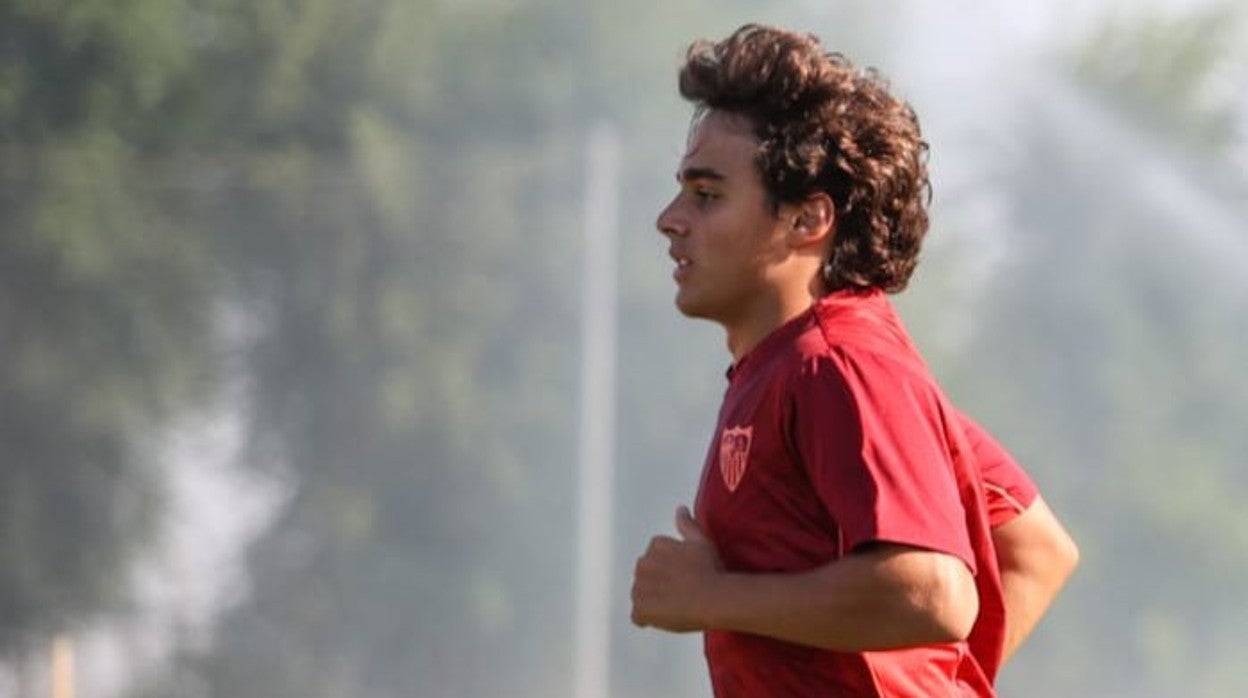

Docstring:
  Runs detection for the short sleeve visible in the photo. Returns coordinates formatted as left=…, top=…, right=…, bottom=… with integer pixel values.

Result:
left=955, top=411, right=1039, bottom=528
left=788, top=350, right=976, bottom=571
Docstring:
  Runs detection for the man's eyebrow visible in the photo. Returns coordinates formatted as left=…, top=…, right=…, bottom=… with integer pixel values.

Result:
left=677, top=166, right=727, bottom=183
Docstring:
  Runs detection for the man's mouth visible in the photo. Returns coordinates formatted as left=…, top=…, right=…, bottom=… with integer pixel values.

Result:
left=672, top=255, right=692, bottom=282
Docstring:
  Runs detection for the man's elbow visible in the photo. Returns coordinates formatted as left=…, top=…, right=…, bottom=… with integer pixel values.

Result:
left=1052, top=527, right=1080, bottom=585
left=998, top=497, right=1081, bottom=589
left=906, top=553, right=980, bottom=644
left=934, top=557, right=980, bottom=641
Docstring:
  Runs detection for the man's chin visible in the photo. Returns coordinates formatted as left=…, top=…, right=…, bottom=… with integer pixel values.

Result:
left=674, top=294, right=714, bottom=321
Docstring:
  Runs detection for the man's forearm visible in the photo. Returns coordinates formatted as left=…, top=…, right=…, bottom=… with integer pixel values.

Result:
left=701, top=544, right=979, bottom=652
left=993, top=497, right=1079, bottom=663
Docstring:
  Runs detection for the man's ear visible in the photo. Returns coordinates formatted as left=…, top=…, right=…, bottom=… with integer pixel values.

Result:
left=787, top=193, right=835, bottom=250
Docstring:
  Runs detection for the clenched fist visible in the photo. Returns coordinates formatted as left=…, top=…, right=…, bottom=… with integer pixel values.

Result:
left=630, top=506, right=723, bottom=632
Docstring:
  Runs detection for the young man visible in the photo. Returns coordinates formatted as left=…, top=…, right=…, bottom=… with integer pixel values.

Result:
left=630, top=25, right=1078, bottom=697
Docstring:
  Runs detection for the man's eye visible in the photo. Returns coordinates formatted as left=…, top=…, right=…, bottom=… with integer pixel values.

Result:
left=694, top=189, right=719, bottom=203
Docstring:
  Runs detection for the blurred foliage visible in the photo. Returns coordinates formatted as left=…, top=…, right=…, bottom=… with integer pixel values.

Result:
left=919, top=5, right=1248, bottom=697
left=0, top=0, right=211, bottom=657
left=1067, top=3, right=1246, bottom=152
left=1, top=1, right=1246, bottom=697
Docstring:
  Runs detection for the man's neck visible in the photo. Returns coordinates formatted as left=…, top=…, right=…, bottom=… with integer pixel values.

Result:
left=724, top=292, right=819, bottom=363
left=722, top=264, right=830, bottom=362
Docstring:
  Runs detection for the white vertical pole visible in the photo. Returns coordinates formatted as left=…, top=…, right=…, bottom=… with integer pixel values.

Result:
left=574, top=122, right=620, bottom=698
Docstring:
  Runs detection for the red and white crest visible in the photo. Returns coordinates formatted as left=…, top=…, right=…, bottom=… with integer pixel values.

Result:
left=718, top=425, right=753, bottom=493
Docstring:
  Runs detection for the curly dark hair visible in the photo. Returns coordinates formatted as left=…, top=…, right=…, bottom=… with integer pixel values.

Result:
left=678, top=24, right=931, bottom=293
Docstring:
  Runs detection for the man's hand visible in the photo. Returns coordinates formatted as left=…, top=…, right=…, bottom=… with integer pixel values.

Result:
left=630, top=506, right=722, bottom=632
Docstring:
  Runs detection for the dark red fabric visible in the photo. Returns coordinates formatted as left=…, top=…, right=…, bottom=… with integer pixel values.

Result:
left=693, top=289, right=1031, bottom=697
left=959, top=413, right=1039, bottom=527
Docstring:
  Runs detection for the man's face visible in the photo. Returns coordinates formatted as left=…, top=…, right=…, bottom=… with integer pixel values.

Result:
left=656, top=111, right=790, bottom=325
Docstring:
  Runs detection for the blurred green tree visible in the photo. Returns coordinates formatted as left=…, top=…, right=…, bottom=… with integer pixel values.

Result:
left=0, top=0, right=213, bottom=665
left=162, top=1, right=605, bottom=695
left=921, top=4, right=1248, bottom=697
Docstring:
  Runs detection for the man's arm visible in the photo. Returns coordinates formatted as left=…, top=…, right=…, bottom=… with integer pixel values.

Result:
left=957, top=410, right=1079, bottom=663
left=992, top=496, right=1079, bottom=663
left=631, top=507, right=979, bottom=651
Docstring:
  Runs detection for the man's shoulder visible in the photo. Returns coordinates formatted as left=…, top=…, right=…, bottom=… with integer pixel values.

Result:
left=811, top=290, right=932, bottom=378
left=787, top=321, right=925, bottom=378
left=781, top=314, right=943, bottom=413
left=746, top=292, right=933, bottom=394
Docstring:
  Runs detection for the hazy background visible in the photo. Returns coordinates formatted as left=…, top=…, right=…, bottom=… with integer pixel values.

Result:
left=2, top=0, right=1246, bottom=696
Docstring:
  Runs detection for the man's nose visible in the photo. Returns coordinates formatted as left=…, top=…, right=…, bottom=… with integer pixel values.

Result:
left=656, top=199, right=686, bottom=237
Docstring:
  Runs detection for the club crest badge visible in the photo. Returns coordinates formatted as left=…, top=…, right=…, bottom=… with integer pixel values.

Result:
left=718, top=425, right=753, bottom=493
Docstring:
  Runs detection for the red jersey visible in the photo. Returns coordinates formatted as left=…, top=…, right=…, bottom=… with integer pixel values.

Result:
left=693, top=289, right=1037, bottom=697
